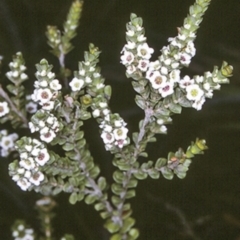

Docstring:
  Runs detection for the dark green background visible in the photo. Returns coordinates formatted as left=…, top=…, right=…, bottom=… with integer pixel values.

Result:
left=0, top=0, right=240, bottom=239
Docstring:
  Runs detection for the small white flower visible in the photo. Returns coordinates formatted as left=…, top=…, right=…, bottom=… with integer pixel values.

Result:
left=101, top=131, right=115, bottom=144
left=126, top=65, right=136, bottom=75
left=47, top=72, right=55, bottom=79
left=159, top=82, right=174, bottom=98
left=185, top=41, right=196, bottom=56
left=85, top=76, right=92, bottom=83
left=125, top=41, right=136, bottom=49
left=35, top=148, right=50, bottom=166
left=39, top=80, right=48, bottom=87
left=0, top=135, right=14, bottom=150
left=0, top=102, right=10, bottom=117
left=137, top=60, right=149, bottom=72
left=192, top=97, right=206, bottom=110
left=29, top=122, right=38, bottom=133
left=195, top=76, right=204, bottom=83
left=148, top=71, right=167, bottom=89
left=69, top=77, right=84, bottom=91
left=179, top=76, right=194, bottom=89
left=31, top=148, right=40, bottom=157
left=186, top=84, right=204, bottom=101
left=163, top=58, right=171, bottom=66
left=46, top=116, right=55, bottom=125
left=38, top=120, right=45, bottom=128
left=160, top=125, right=167, bottom=133
left=203, top=82, right=210, bottom=91
left=42, top=101, right=55, bottom=111
left=25, top=145, right=32, bottom=152
left=114, top=120, right=123, bottom=127
left=160, top=66, right=168, bottom=75
left=178, top=34, right=187, bottom=41
left=120, top=51, right=134, bottom=65
left=102, top=109, right=110, bottom=116
left=113, top=127, right=128, bottom=140
left=169, top=69, right=180, bottom=83
left=20, top=73, right=28, bottom=80
left=99, top=102, right=107, bottom=108
left=148, top=60, right=161, bottom=71
left=36, top=88, right=53, bottom=104
left=137, top=43, right=154, bottom=59
left=92, top=109, right=100, bottom=118
left=20, top=152, right=28, bottom=159
left=126, top=30, right=134, bottom=36
left=104, top=125, right=113, bottom=132
left=137, top=35, right=146, bottom=42
left=26, top=102, right=38, bottom=114
left=24, top=170, right=31, bottom=179
left=29, top=171, right=44, bottom=186
left=40, top=70, right=47, bottom=77
left=49, top=79, right=62, bottom=91
left=179, top=53, right=192, bottom=65
left=17, top=178, right=31, bottom=191
left=171, top=62, right=180, bottom=69
left=40, top=129, right=56, bottom=143
left=79, top=69, right=85, bottom=76
left=20, top=158, right=35, bottom=170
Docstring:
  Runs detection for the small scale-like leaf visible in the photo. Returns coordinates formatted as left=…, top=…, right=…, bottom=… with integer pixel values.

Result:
left=69, top=192, right=78, bottom=204
left=121, top=217, right=135, bottom=234
left=161, top=167, right=174, bottom=180
left=97, top=177, right=107, bottom=190
left=104, top=219, right=120, bottom=234
left=133, top=171, right=148, bottom=180
left=125, top=190, right=136, bottom=199
left=62, top=142, right=75, bottom=151
left=129, top=228, right=140, bottom=239
left=85, top=194, right=97, bottom=205
left=155, top=158, right=167, bottom=169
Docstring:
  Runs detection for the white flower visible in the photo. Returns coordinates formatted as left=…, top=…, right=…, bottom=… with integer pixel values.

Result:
left=69, top=77, right=84, bottom=91
left=29, top=171, right=44, bottom=186
left=104, top=125, right=113, bottom=132
left=20, top=158, right=36, bottom=170
left=179, top=53, right=192, bottom=65
left=26, top=102, right=38, bottom=114
left=179, top=76, right=194, bottom=89
left=126, top=30, right=134, bottom=36
left=169, top=69, right=180, bottom=83
left=36, top=88, right=53, bottom=104
left=186, top=84, right=204, bottom=101
left=79, top=69, right=85, bottom=76
left=115, top=139, right=128, bottom=148
left=0, top=102, right=10, bottom=117
left=35, top=148, right=50, bottom=166
left=24, top=170, right=31, bottom=179
left=148, top=71, right=167, bottom=89
left=195, top=76, right=204, bottom=83
left=125, top=41, right=136, bottom=49
left=49, top=79, right=62, bottom=91
left=101, top=132, right=115, bottom=144
left=159, top=82, right=174, bottom=98
left=103, top=109, right=110, bottom=116
left=137, top=35, right=146, bottom=42
left=185, top=41, right=196, bottom=56
left=192, top=97, right=206, bottom=110
left=120, top=51, right=134, bottom=65
left=92, top=109, right=100, bottom=118
left=42, top=101, right=55, bottom=111
left=0, top=135, right=15, bottom=150
left=160, top=125, right=167, bottom=133
left=29, top=122, right=39, bottom=133
left=20, top=73, right=28, bottom=80
left=137, top=43, right=154, bottom=59
left=99, top=102, right=107, bottom=108
left=160, top=66, right=168, bottom=75
left=17, top=178, right=31, bottom=191
left=148, top=60, right=161, bottom=71
left=113, top=127, right=128, bottom=140
left=39, top=80, right=48, bottom=87
left=126, top=65, right=136, bottom=75
left=40, top=129, right=56, bottom=143
left=47, top=72, right=55, bottom=79
left=171, top=62, right=180, bottom=69
left=85, top=76, right=92, bottom=83
left=137, top=60, right=149, bottom=72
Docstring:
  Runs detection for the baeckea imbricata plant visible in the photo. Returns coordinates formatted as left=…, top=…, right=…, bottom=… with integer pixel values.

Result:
left=0, top=0, right=233, bottom=239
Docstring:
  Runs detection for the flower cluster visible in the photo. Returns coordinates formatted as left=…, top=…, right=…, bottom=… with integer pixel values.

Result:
left=10, top=137, right=50, bottom=191
left=0, top=129, right=18, bottom=157
left=100, top=114, right=129, bottom=150
left=0, top=101, right=10, bottom=117
left=29, top=109, right=62, bottom=143
left=31, top=63, right=62, bottom=111
left=11, top=220, right=34, bottom=240
left=5, top=55, right=28, bottom=83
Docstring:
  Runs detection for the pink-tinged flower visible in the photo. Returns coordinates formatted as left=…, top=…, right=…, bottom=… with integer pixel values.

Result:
left=179, top=53, right=191, bottom=65
left=42, top=101, right=54, bottom=111
left=179, top=76, right=194, bottom=89
left=120, top=51, right=134, bottom=65
left=101, top=131, right=115, bottom=144
left=26, top=102, right=38, bottom=114
left=69, top=77, right=84, bottom=91
left=17, top=178, right=31, bottom=191
left=126, top=65, right=136, bottom=75
left=36, top=88, right=53, bottom=104
left=35, top=148, right=50, bottom=166
left=137, top=60, right=149, bottom=72
left=149, top=71, right=167, bottom=89
left=0, top=102, right=10, bottom=117
left=159, top=82, right=174, bottom=98
left=29, top=171, right=44, bottom=186
left=40, top=129, right=56, bottom=143
left=137, top=43, right=154, bottom=59
left=186, top=84, right=204, bottom=101
left=19, top=158, right=36, bottom=170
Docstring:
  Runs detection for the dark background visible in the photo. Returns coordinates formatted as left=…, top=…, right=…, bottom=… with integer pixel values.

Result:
left=0, top=0, right=240, bottom=239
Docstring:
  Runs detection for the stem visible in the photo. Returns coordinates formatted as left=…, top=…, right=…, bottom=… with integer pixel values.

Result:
left=59, top=44, right=69, bottom=89
left=0, top=85, right=28, bottom=127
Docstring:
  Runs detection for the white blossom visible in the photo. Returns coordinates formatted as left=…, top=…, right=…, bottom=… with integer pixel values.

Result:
left=113, top=127, right=128, bottom=140
left=179, top=76, right=194, bottom=89
left=69, top=77, right=84, bottom=91
left=26, top=102, right=38, bottom=114
left=101, top=132, right=115, bottom=144
left=40, top=129, right=56, bottom=143
left=0, top=102, right=10, bottom=117
left=169, top=69, right=180, bottom=83
left=49, top=79, right=62, bottom=91
left=148, top=71, right=167, bottom=89
left=34, top=148, right=50, bottom=166
left=192, top=97, right=206, bottom=110
left=17, top=178, right=31, bottom=191
left=137, top=60, right=149, bottom=72
left=36, top=88, right=53, bottom=104
left=137, top=43, right=154, bottom=59
left=159, top=82, right=174, bottom=98
left=120, top=51, right=134, bottom=65
left=29, top=171, right=44, bottom=186
left=186, top=84, right=204, bottom=101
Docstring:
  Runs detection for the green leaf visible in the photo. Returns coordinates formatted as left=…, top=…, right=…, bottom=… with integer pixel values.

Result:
left=111, top=196, right=121, bottom=206
left=62, top=142, right=75, bottom=151
left=155, top=158, right=167, bottom=168
left=135, top=95, right=146, bottom=110
left=128, top=179, right=138, bottom=188
left=129, top=228, right=140, bottom=239
left=110, top=234, right=121, bottom=240
left=69, top=192, right=78, bottom=204
left=97, top=177, right=107, bottom=190
left=125, top=190, right=136, bottom=199
left=148, top=169, right=160, bottom=179
left=121, top=217, right=135, bottom=234
left=133, top=170, right=148, bottom=180
left=111, top=183, right=124, bottom=195
left=100, top=211, right=111, bottom=219
left=113, top=170, right=124, bottom=183
left=169, top=102, right=182, bottom=114
left=85, top=194, right=97, bottom=205
left=75, top=131, right=84, bottom=140
left=94, top=202, right=105, bottom=211
left=161, top=167, right=174, bottom=180
left=104, top=219, right=120, bottom=234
